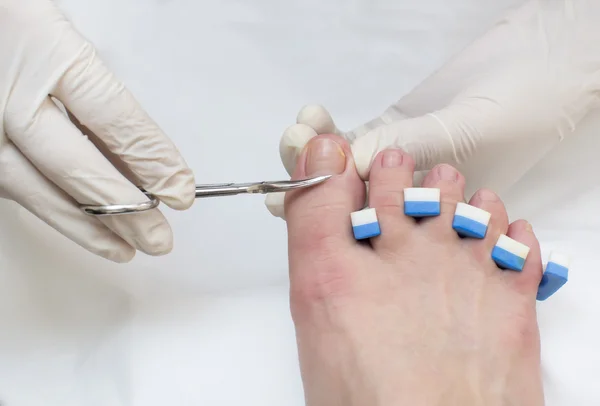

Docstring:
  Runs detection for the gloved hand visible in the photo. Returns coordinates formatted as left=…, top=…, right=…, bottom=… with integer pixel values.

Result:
left=266, top=0, right=600, bottom=219
left=0, top=0, right=195, bottom=262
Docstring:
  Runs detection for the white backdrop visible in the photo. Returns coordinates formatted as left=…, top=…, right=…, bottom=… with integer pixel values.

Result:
left=1, top=0, right=597, bottom=405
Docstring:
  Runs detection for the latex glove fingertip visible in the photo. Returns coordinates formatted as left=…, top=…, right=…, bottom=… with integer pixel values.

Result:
left=280, top=124, right=318, bottom=176
left=153, top=167, right=197, bottom=211
left=296, top=104, right=338, bottom=135
left=264, top=192, right=286, bottom=219
left=350, top=134, right=381, bottom=180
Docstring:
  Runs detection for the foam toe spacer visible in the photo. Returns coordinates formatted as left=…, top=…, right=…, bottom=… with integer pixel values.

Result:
left=452, top=203, right=491, bottom=239
left=350, top=208, right=381, bottom=240
left=537, top=252, right=569, bottom=301
left=491, top=235, right=530, bottom=272
left=404, top=188, right=440, bottom=217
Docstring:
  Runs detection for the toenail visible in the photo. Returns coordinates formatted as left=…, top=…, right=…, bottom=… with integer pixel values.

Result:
left=437, top=165, right=459, bottom=181
left=305, top=138, right=346, bottom=177
left=525, top=222, right=533, bottom=232
left=381, top=149, right=404, bottom=168
left=476, top=188, right=499, bottom=202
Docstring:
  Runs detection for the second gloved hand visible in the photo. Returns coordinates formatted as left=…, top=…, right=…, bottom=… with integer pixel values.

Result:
left=266, top=0, right=600, bottom=219
left=0, top=0, right=196, bottom=262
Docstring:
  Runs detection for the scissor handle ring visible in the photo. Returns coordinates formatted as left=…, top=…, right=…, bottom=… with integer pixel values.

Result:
left=80, top=191, right=160, bottom=216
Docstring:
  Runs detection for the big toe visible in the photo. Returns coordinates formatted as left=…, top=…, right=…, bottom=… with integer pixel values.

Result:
left=285, top=134, right=366, bottom=261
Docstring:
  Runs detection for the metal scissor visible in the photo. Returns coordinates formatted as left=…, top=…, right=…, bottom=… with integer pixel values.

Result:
left=79, top=175, right=332, bottom=216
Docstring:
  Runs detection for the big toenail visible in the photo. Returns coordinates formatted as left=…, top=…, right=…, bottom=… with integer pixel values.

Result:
left=305, top=138, right=346, bottom=176
left=437, top=165, right=459, bottom=181
left=381, top=149, right=404, bottom=168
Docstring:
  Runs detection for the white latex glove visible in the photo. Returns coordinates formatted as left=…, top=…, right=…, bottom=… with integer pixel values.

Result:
left=0, top=0, right=196, bottom=262
left=266, top=0, right=600, bottom=219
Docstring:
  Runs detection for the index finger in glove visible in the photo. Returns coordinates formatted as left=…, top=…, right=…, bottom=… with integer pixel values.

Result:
left=52, top=36, right=195, bottom=210
left=8, top=98, right=175, bottom=256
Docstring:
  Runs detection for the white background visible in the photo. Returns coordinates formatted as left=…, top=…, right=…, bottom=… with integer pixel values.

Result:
left=1, top=0, right=598, bottom=405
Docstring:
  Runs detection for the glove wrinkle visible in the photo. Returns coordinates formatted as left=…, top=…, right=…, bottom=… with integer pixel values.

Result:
left=426, top=112, right=461, bottom=165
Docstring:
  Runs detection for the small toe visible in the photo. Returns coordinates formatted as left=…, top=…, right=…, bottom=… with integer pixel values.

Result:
left=367, top=149, right=416, bottom=252
left=462, top=188, right=509, bottom=253
left=419, top=164, right=466, bottom=238
left=536, top=251, right=570, bottom=301
left=501, top=220, right=544, bottom=295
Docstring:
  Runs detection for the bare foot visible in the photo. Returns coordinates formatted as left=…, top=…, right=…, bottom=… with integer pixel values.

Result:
left=285, top=135, right=544, bottom=406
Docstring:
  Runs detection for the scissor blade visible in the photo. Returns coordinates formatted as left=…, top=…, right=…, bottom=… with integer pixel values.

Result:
left=249, top=175, right=333, bottom=194
left=194, top=175, right=332, bottom=198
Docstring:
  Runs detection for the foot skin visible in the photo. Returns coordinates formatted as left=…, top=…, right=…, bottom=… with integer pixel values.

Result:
left=285, top=135, right=544, bottom=406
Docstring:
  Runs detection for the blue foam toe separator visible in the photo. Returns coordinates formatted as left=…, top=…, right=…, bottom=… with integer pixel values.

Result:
left=352, top=222, right=381, bottom=240
left=537, top=262, right=569, bottom=301
left=491, top=246, right=525, bottom=272
left=452, top=215, right=488, bottom=239
left=404, top=201, right=440, bottom=217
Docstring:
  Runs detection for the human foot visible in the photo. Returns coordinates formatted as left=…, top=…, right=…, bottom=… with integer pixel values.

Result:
left=285, top=135, right=544, bottom=406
